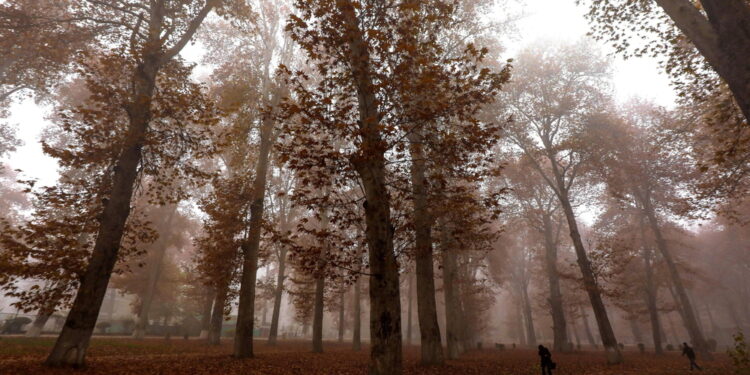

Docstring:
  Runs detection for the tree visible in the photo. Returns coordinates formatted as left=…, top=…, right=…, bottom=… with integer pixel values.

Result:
left=501, top=40, right=623, bottom=363
left=588, top=102, right=712, bottom=357
left=580, top=0, right=750, bottom=123
left=504, top=160, right=569, bottom=352
left=24, top=1, right=229, bottom=364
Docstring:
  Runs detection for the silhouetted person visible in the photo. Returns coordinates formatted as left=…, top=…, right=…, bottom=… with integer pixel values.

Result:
left=682, top=342, right=702, bottom=371
left=538, top=344, right=554, bottom=375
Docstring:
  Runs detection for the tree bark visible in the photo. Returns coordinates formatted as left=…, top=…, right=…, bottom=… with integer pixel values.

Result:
left=268, top=247, right=287, bottom=345
left=655, top=0, right=750, bottom=122
left=312, top=275, right=325, bottom=353
left=514, top=301, right=526, bottom=346
left=638, top=218, right=663, bottom=354
left=44, top=2, right=215, bottom=366
left=406, top=273, right=413, bottom=346
left=558, top=195, right=621, bottom=363
left=27, top=309, right=53, bottom=337
left=339, top=2, right=402, bottom=373
left=408, top=129, right=444, bottom=365
left=519, top=279, right=537, bottom=348
left=541, top=214, right=567, bottom=352
left=208, top=284, right=228, bottom=346
left=580, top=305, right=597, bottom=348
left=199, top=288, right=214, bottom=340
left=642, top=197, right=710, bottom=358
left=353, top=276, right=362, bottom=351
left=442, top=243, right=464, bottom=359
left=233, top=111, right=276, bottom=358
left=338, top=291, right=346, bottom=343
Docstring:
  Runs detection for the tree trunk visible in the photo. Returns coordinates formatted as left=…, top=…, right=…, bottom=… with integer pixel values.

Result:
left=199, top=288, right=214, bottom=340
left=406, top=273, right=413, bottom=346
left=338, top=291, right=346, bottom=343
left=27, top=309, right=53, bottom=337
left=629, top=318, right=644, bottom=344
left=208, top=284, right=228, bottom=346
left=642, top=198, right=710, bottom=359
left=268, top=247, right=287, bottom=345
left=312, top=275, right=325, bottom=353
left=442, top=244, right=464, bottom=359
left=638, top=218, right=663, bottom=354
left=519, top=280, right=537, bottom=348
left=580, top=305, right=597, bottom=348
left=45, top=51, right=161, bottom=368
left=541, top=214, right=567, bottom=352
left=408, top=129, right=444, bottom=365
left=134, top=211, right=174, bottom=340
left=558, top=196, right=621, bottom=363
left=570, top=315, right=581, bottom=347
left=234, top=111, right=276, bottom=358
left=339, top=2, right=402, bottom=373
left=515, top=301, right=527, bottom=346
left=655, top=0, right=750, bottom=122
left=353, top=276, right=362, bottom=351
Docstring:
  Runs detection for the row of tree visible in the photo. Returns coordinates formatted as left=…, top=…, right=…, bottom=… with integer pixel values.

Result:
left=1, top=1, right=750, bottom=374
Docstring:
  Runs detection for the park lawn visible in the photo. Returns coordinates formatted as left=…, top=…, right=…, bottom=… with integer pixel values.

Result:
left=0, top=337, right=733, bottom=374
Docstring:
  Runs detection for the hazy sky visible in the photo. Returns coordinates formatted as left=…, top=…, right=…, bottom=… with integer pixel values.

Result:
left=2, top=0, right=676, bottom=187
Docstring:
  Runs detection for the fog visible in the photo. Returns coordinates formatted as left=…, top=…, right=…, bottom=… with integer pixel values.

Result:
left=1, top=1, right=749, bottom=374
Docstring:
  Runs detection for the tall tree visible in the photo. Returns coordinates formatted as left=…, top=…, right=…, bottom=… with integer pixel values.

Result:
left=35, top=1, right=229, bottom=367
left=504, top=160, right=569, bottom=352
left=502, top=40, right=622, bottom=363
left=588, top=102, right=711, bottom=357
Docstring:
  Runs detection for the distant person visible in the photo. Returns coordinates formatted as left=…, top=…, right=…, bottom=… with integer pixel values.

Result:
left=538, top=344, right=555, bottom=375
left=682, top=342, right=702, bottom=371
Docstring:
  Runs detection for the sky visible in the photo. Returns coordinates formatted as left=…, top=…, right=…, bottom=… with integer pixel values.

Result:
left=1, top=0, right=676, bottom=188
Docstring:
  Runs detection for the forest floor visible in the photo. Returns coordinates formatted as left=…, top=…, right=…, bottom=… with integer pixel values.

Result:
left=0, top=336, right=733, bottom=374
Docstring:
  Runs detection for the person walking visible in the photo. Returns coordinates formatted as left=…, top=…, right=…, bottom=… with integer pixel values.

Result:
left=538, top=344, right=555, bottom=375
left=682, top=342, right=702, bottom=371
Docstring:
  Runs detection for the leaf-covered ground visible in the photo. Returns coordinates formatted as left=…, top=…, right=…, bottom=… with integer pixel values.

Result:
left=0, top=337, right=732, bottom=374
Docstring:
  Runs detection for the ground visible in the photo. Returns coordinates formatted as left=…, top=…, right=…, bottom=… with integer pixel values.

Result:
left=0, top=337, right=732, bottom=374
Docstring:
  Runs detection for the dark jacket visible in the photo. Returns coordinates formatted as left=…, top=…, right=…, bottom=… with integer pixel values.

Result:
left=682, top=345, right=696, bottom=359
left=539, top=346, right=552, bottom=364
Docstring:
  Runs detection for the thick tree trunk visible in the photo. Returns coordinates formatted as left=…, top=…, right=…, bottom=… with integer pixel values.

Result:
left=312, top=275, right=325, bottom=353
left=638, top=218, right=663, bottom=354
left=338, top=291, right=346, bottom=343
left=408, top=129, right=444, bottom=365
left=234, top=112, right=276, bottom=358
left=208, top=284, right=228, bottom=346
left=519, top=280, right=537, bottom=347
left=642, top=199, right=710, bottom=359
left=268, top=247, right=287, bottom=345
left=442, top=243, right=464, bottom=359
left=541, top=215, right=567, bottom=352
left=558, top=196, right=621, bottom=363
left=656, top=0, right=750, bottom=122
left=515, top=301, right=527, bottom=346
left=353, top=276, right=362, bottom=351
left=199, top=288, right=214, bottom=340
left=339, top=2, right=402, bottom=373
left=27, top=309, right=53, bottom=337
left=45, top=53, right=160, bottom=368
